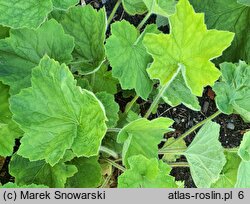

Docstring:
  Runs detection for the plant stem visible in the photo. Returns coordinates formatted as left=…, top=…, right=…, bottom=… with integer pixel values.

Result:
left=137, top=12, right=151, bottom=30
left=161, top=110, right=221, bottom=150
left=168, top=162, right=189, bottom=168
left=104, top=158, right=126, bottom=172
left=158, top=147, right=187, bottom=155
left=124, top=95, right=139, bottom=114
left=144, top=66, right=182, bottom=118
left=107, top=0, right=122, bottom=26
left=225, top=147, right=239, bottom=153
left=101, top=174, right=112, bottom=188
left=107, top=128, right=121, bottom=133
left=99, top=146, right=119, bottom=159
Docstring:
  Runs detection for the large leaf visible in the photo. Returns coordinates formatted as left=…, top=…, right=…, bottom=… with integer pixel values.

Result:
left=118, top=155, right=177, bottom=188
left=66, top=157, right=102, bottom=188
left=52, top=0, right=79, bottom=10
left=0, top=82, right=21, bottom=156
left=10, top=56, right=107, bottom=166
left=61, top=5, right=106, bottom=74
left=213, top=62, right=250, bottom=122
left=184, top=121, right=226, bottom=188
left=211, top=151, right=241, bottom=188
left=235, top=161, right=250, bottom=187
left=143, top=0, right=234, bottom=96
left=0, top=0, right=53, bottom=29
left=0, top=19, right=74, bottom=95
left=117, top=117, right=173, bottom=167
left=106, top=22, right=160, bottom=99
left=190, top=0, right=250, bottom=63
left=96, top=92, right=119, bottom=128
left=9, top=154, right=77, bottom=188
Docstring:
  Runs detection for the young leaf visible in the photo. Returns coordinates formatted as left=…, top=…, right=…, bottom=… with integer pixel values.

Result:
left=235, top=161, right=250, bottom=188
left=190, top=0, right=250, bottom=63
left=66, top=157, right=102, bottom=188
left=238, top=132, right=250, bottom=161
left=1, top=183, right=48, bottom=188
left=211, top=151, right=241, bottom=188
left=52, top=0, right=79, bottom=10
left=106, top=22, right=160, bottom=99
left=96, top=92, right=120, bottom=128
left=143, top=0, right=234, bottom=96
left=118, top=155, right=177, bottom=188
left=0, top=0, right=53, bottom=29
left=184, top=121, right=226, bottom=188
left=122, top=0, right=147, bottom=15
left=10, top=56, right=107, bottom=166
left=117, top=117, right=173, bottom=167
left=237, top=0, right=250, bottom=6
left=61, top=5, right=106, bottom=74
left=213, top=61, right=250, bottom=122
left=0, top=19, right=74, bottom=95
left=9, top=154, right=77, bottom=188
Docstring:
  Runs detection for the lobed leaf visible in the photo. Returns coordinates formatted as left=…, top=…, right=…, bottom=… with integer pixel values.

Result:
left=10, top=56, right=107, bottom=166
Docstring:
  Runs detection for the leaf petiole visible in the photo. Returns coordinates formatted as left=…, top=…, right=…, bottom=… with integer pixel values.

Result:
left=107, top=0, right=122, bottom=26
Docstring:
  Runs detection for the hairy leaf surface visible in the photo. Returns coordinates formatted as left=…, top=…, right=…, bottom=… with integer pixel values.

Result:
left=117, top=117, right=173, bottom=167
left=0, top=19, right=74, bottom=95
left=143, top=0, right=234, bottom=96
left=10, top=56, right=107, bottom=166
left=184, top=121, right=226, bottom=188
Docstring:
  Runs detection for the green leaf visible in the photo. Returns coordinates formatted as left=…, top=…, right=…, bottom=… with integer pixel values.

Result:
left=238, top=0, right=250, bottom=6
left=66, top=157, right=102, bottom=188
left=211, top=151, right=241, bottom=188
left=10, top=56, right=107, bottom=166
left=184, top=121, right=226, bottom=188
left=117, top=117, right=173, bottom=167
left=213, top=62, right=250, bottom=122
left=118, top=155, right=177, bottom=188
left=52, top=0, right=79, bottom=10
left=0, top=82, right=21, bottom=157
left=190, top=0, right=250, bottom=63
left=86, top=64, right=119, bottom=95
left=9, top=154, right=77, bottom=188
left=143, top=0, right=176, bottom=17
left=235, top=161, right=250, bottom=187
left=0, top=19, right=74, bottom=95
left=1, top=183, right=48, bottom=188
left=238, top=132, right=250, bottom=161
left=0, top=0, right=53, bottom=29
left=0, top=25, right=9, bottom=39
left=96, top=92, right=119, bottom=128
left=106, top=21, right=160, bottom=99
left=162, top=138, right=186, bottom=163
left=162, top=73, right=200, bottom=111
left=122, top=0, right=147, bottom=15
left=61, top=5, right=106, bottom=74
left=143, top=0, right=234, bottom=96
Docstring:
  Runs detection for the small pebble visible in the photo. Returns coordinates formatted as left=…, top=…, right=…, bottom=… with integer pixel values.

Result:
left=227, top=123, right=235, bottom=130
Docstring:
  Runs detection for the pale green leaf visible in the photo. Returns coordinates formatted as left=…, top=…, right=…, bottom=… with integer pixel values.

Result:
left=122, top=0, right=147, bottom=15
left=117, top=117, right=173, bottom=167
left=143, top=0, right=234, bottom=96
left=96, top=92, right=119, bottom=128
left=1, top=183, right=48, bottom=188
left=238, top=0, right=250, bottom=6
left=66, top=157, right=102, bottom=188
left=52, top=0, right=79, bottom=10
left=235, top=161, right=250, bottom=187
left=118, top=155, right=177, bottom=188
left=106, top=21, right=160, bottom=99
left=211, top=151, right=241, bottom=188
left=238, top=131, right=250, bottom=161
left=61, top=5, right=106, bottom=74
left=190, top=0, right=250, bottom=63
left=0, top=0, right=53, bottom=29
left=184, top=121, right=226, bottom=188
left=0, top=19, right=74, bottom=95
left=9, top=154, right=77, bottom=188
left=213, top=61, right=250, bottom=122
left=10, top=56, right=107, bottom=166
left=143, top=0, right=176, bottom=17
left=162, top=73, right=200, bottom=111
